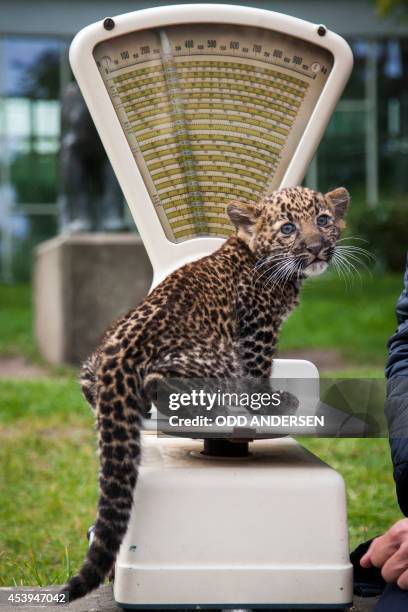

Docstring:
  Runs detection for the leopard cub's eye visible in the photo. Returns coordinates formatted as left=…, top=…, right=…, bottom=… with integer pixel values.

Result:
left=280, top=222, right=296, bottom=235
left=316, top=214, right=331, bottom=227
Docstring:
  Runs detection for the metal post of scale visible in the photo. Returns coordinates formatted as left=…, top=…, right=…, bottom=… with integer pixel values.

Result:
left=365, top=41, right=379, bottom=208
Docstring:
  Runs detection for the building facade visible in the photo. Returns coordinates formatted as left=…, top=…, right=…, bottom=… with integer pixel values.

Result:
left=0, top=0, right=407, bottom=280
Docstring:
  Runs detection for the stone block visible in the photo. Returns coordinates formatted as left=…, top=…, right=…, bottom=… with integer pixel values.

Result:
left=34, top=233, right=152, bottom=365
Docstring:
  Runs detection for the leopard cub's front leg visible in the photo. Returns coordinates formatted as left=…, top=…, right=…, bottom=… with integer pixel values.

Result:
left=236, top=287, right=299, bottom=415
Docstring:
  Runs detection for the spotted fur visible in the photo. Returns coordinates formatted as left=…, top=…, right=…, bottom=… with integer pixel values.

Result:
left=60, top=186, right=349, bottom=602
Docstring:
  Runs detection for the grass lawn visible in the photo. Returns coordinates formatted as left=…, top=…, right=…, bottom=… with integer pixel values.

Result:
left=280, top=272, right=403, bottom=366
left=0, top=275, right=405, bottom=585
left=0, top=378, right=95, bottom=587
left=0, top=285, right=35, bottom=358
left=0, top=274, right=403, bottom=366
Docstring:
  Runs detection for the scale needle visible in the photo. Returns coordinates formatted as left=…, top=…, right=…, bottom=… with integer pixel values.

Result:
left=159, top=30, right=208, bottom=235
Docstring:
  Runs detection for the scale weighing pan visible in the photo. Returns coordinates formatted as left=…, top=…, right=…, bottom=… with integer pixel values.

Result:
left=70, top=3, right=353, bottom=286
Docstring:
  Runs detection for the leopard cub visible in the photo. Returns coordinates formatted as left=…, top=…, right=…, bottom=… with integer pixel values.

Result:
left=61, top=185, right=349, bottom=601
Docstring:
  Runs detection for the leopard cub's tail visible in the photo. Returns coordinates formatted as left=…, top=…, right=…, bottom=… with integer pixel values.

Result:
left=59, top=371, right=144, bottom=603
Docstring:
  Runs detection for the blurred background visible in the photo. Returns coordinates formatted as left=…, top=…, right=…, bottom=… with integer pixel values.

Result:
left=1, top=0, right=408, bottom=589
left=0, top=0, right=408, bottom=283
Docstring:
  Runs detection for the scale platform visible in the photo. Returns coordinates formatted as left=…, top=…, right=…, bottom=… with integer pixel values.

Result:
left=114, top=433, right=352, bottom=610
left=69, top=4, right=354, bottom=609
left=115, top=359, right=353, bottom=610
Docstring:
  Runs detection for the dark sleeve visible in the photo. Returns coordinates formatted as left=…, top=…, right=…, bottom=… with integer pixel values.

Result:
left=385, top=254, right=408, bottom=516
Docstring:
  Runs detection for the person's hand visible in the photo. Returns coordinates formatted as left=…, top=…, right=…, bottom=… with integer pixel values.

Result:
left=361, top=519, right=408, bottom=589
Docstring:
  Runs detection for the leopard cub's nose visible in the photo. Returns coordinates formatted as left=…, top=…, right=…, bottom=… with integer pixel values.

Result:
left=306, top=243, right=322, bottom=257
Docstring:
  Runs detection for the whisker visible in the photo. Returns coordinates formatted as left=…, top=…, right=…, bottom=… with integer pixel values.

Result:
left=253, top=253, right=288, bottom=274
left=336, top=249, right=372, bottom=268
left=264, top=259, right=292, bottom=288
left=264, top=254, right=305, bottom=289
left=331, top=255, right=354, bottom=288
left=254, top=256, right=291, bottom=284
left=253, top=252, right=294, bottom=282
left=335, top=245, right=375, bottom=276
left=265, top=261, right=292, bottom=289
left=342, top=254, right=372, bottom=275
left=337, top=236, right=368, bottom=243
left=330, top=257, right=348, bottom=286
left=335, top=244, right=376, bottom=261
left=333, top=251, right=364, bottom=286
left=330, top=240, right=376, bottom=287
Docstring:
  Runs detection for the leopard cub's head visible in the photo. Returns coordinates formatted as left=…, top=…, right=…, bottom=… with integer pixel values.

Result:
left=227, top=186, right=349, bottom=279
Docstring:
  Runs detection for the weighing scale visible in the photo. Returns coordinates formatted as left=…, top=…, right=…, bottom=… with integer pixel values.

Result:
left=70, top=5, right=354, bottom=609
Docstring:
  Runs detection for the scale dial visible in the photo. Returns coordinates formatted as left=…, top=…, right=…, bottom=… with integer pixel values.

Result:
left=94, top=23, right=333, bottom=243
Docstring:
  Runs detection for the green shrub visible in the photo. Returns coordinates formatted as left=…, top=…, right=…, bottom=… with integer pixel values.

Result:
left=347, top=199, right=408, bottom=272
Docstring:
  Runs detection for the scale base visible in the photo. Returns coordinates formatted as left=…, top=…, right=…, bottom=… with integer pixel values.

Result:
left=114, top=433, right=352, bottom=610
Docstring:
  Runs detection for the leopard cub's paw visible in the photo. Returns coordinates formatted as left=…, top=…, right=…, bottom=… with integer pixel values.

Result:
left=278, top=390, right=299, bottom=415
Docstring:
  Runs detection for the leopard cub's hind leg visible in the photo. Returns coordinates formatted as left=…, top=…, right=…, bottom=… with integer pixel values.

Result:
left=80, top=354, right=99, bottom=409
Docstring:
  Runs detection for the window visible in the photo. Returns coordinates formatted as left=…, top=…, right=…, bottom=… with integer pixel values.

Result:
left=0, top=36, right=66, bottom=281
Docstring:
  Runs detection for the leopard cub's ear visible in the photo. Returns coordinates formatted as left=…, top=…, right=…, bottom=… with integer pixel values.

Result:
left=325, top=187, right=350, bottom=220
left=227, top=200, right=261, bottom=235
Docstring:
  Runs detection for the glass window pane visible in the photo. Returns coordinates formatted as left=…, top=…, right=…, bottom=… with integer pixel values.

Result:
left=5, top=37, right=61, bottom=99
left=34, top=100, right=60, bottom=138
left=1, top=36, right=63, bottom=281
left=4, top=98, right=31, bottom=138
left=315, top=39, right=367, bottom=196
left=2, top=38, right=61, bottom=208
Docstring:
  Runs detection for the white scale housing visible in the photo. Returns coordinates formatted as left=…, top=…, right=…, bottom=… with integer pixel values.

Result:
left=70, top=5, right=354, bottom=609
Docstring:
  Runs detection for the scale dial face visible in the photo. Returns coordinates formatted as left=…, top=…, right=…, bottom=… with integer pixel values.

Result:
left=94, top=23, right=333, bottom=243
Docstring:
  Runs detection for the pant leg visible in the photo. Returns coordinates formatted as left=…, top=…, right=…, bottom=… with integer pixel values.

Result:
left=375, top=582, right=408, bottom=611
